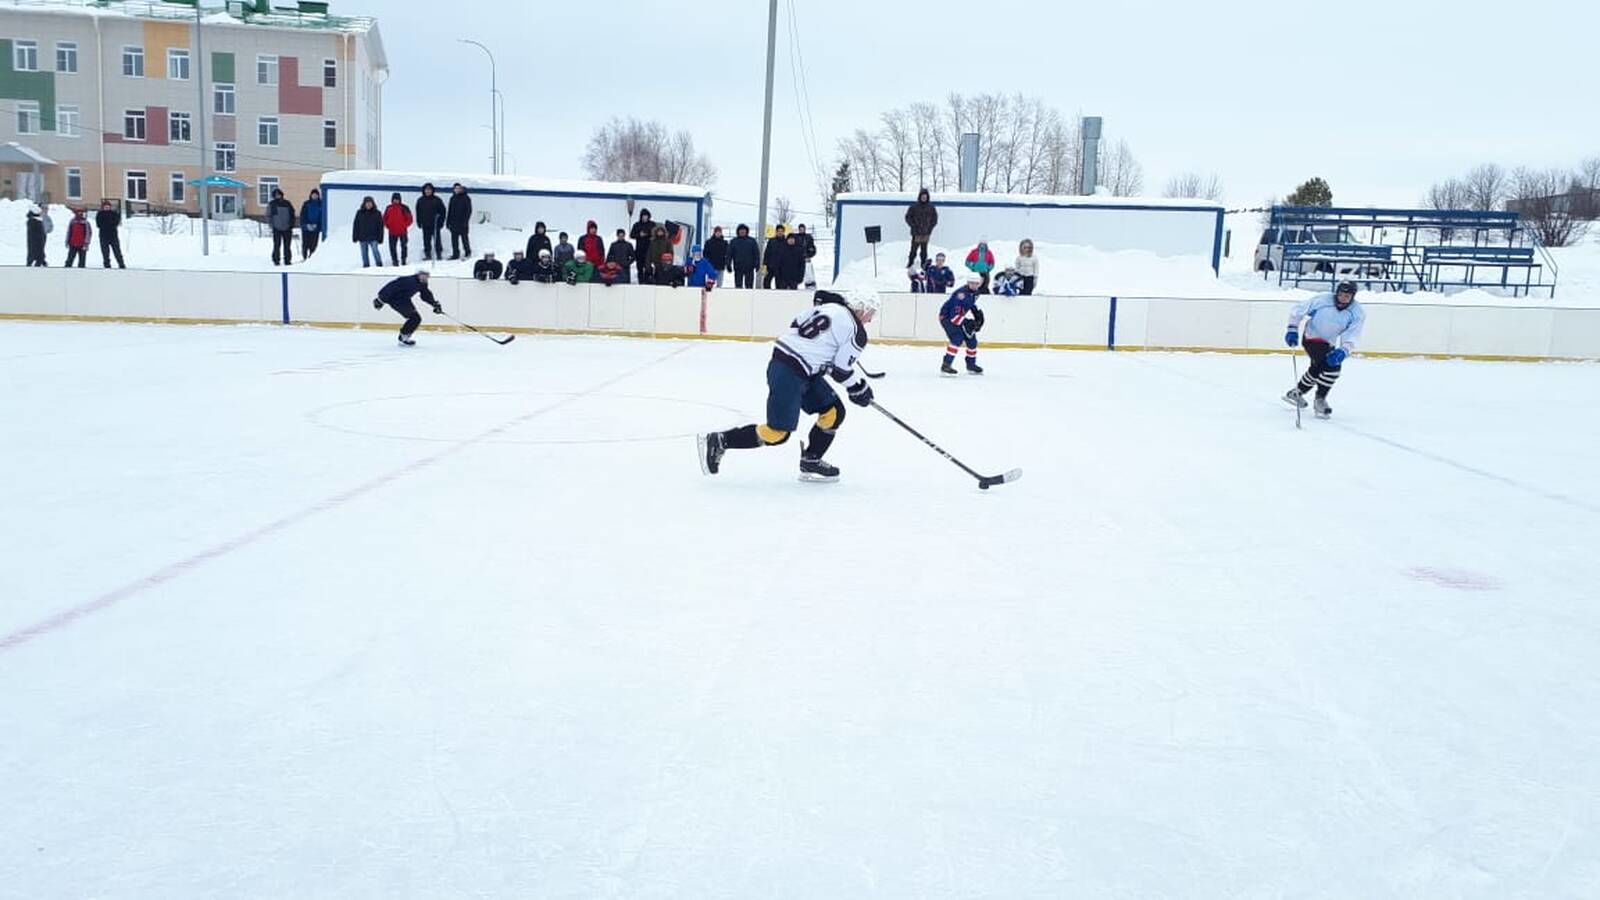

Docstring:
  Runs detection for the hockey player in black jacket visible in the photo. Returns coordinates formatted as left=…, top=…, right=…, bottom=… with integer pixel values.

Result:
left=373, top=269, right=442, bottom=346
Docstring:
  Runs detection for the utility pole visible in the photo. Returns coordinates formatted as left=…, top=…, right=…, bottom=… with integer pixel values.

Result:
left=459, top=40, right=498, bottom=174
left=755, top=0, right=777, bottom=251
left=195, top=1, right=209, bottom=255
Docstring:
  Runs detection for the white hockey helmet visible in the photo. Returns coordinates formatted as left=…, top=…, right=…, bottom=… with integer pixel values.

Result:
left=966, top=271, right=983, bottom=285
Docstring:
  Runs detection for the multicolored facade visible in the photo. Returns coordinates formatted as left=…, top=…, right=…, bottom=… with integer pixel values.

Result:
left=1, top=0, right=385, bottom=215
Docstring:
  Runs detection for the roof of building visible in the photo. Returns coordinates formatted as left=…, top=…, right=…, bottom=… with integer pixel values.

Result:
left=1, top=0, right=378, bottom=37
left=0, top=142, right=58, bottom=166
left=838, top=191, right=1224, bottom=210
left=321, top=170, right=713, bottom=201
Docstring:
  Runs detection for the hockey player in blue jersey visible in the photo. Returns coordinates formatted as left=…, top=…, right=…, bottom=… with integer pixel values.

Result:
left=938, top=271, right=986, bottom=375
left=698, top=289, right=879, bottom=483
left=1284, top=280, right=1366, bottom=418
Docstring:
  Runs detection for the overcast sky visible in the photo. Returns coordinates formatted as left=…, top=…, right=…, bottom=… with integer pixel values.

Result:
left=336, top=0, right=1599, bottom=221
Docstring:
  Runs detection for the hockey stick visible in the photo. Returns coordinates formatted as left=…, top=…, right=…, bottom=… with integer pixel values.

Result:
left=1289, top=350, right=1302, bottom=430
left=869, top=400, right=1021, bottom=490
left=857, top=363, right=887, bottom=379
left=439, top=311, right=515, bottom=345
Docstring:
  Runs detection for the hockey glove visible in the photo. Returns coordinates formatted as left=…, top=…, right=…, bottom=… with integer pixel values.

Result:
left=1285, top=328, right=1299, bottom=348
left=429, top=301, right=444, bottom=315
left=962, top=319, right=979, bottom=338
left=847, top=380, right=874, bottom=408
left=372, top=297, right=384, bottom=310
left=1325, top=347, right=1348, bottom=367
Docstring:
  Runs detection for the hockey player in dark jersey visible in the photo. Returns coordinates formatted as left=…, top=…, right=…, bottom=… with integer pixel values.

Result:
left=372, top=268, right=442, bottom=346
left=698, top=289, right=879, bottom=483
left=938, top=271, right=986, bottom=375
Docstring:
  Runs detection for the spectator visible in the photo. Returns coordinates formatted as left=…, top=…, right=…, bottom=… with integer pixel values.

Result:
left=416, top=182, right=445, bottom=261
left=25, top=207, right=47, bottom=266
left=992, top=267, right=1024, bottom=297
left=648, top=224, right=674, bottom=272
left=553, top=231, right=576, bottom=266
left=905, top=188, right=937, bottom=268
left=729, top=223, right=759, bottom=288
left=473, top=250, right=503, bottom=281
left=703, top=225, right=731, bottom=275
left=446, top=182, right=473, bottom=259
left=908, top=264, right=929, bottom=293
left=504, top=250, right=535, bottom=284
left=1014, top=238, right=1039, bottom=295
left=761, top=224, right=787, bottom=288
left=526, top=221, right=552, bottom=260
left=965, top=237, right=995, bottom=293
left=925, top=252, right=955, bottom=293
left=597, top=259, right=625, bottom=286
left=64, top=207, right=92, bottom=268
left=300, top=189, right=323, bottom=260
left=606, top=228, right=635, bottom=284
left=352, top=195, right=383, bottom=268
left=383, top=192, right=413, bottom=266
left=795, top=223, right=817, bottom=261
left=264, top=189, right=295, bottom=266
left=687, top=244, right=719, bottom=288
left=630, top=208, right=656, bottom=281
left=563, top=249, right=596, bottom=285
left=532, top=248, right=560, bottom=283
left=95, top=199, right=126, bottom=269
left=652, top=250, right=684, bottom=287
left=577, top=220, right=606, bottom=268
left=778, top=232, right=806, bottom=289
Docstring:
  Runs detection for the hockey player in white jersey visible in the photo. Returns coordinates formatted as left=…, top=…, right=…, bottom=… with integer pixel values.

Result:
left=698, top=289, right=879, bottom=483
left=1284, top=280, right=1366, bottom=418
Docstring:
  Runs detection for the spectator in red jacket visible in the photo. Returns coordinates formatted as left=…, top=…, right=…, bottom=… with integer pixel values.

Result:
left=383, top=192, right=414, bottom=266
left=577, top=220, right=606, bottom=269
left=64, top=207, right=93, bottom=268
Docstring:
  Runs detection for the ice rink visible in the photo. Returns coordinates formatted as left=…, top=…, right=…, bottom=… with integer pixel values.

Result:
left=3, top=319, right=1599, bottom=897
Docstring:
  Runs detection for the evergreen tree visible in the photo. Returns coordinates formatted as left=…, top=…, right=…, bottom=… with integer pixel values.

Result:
left=824, top=160, right=852, bottom=227
left=1285, top=177, right=1333, bottom=207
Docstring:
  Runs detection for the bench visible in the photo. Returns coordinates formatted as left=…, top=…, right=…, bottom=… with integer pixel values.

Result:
left=1422, top=246, right=1540, bottom=296
left=1280, top=243, right=1396, bottom=288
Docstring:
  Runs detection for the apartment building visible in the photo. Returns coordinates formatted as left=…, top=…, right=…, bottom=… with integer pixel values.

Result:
left=0, top=0, right=385, bottom=216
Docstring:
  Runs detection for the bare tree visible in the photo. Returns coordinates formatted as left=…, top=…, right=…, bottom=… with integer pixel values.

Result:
left=1163, top=172, right=1224, bottom=201
left=1423, top=178, right=1468, bottom=211
left=1461, top=163, right=1508, bottom=212
left=1100, top=140, right=1144, bottom=197
left=772, top=196, right=794, bottom=227
left=880, top=109, right=913, bottom=192
left=581, top=117, right=717, bottom=186
left=1509, top=166, right=1590, bottom=246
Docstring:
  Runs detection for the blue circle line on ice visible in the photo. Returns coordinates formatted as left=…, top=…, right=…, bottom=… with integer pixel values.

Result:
left=305, top=391, right=751, bottom=446
left=0, top=344, right=698, bottom=656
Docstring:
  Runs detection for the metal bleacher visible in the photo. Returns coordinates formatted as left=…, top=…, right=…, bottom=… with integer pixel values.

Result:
left=1263, top=206, right=1557, bottom=298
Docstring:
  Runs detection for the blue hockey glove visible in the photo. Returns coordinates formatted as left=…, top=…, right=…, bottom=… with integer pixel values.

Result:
left=847, top=380, right=874, bottom=407
left=1285, top=328, right=1299, bottom=348
left=1325, top=347, right=1348, bottom=367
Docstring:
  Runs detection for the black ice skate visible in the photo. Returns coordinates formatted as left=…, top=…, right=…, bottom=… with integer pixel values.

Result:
left=965, top=361, right=984, bottom=375
left=398, top=333, right=416, bottom=347
left=798, top=456, right=840, bottom=483
left=940, top=362, right=959, bottom=376
left=697, top=432, right=726, bottom=475
left=1314, top=396, right=1332, bottom=419
left=1282, top=389, right=1308, bottom=409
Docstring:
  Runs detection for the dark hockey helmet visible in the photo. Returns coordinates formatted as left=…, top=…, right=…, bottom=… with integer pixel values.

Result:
left=1336, top=280, right=1358, bottom=296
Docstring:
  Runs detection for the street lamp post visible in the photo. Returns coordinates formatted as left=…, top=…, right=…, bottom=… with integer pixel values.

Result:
left=194, top=1, right=209, bottom=255
left=459, top=39, right=499, bottom=174
left=756, top=0, right=778, bottom=252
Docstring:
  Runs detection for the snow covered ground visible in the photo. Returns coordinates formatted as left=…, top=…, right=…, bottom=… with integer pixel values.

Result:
left=3, top=320, right=1599, bottom=896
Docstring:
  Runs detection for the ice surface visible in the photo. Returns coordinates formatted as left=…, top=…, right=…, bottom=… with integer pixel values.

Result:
left=3, top=321, right=1600, bottom=897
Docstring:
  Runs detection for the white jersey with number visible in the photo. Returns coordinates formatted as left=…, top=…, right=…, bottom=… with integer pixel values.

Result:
left=773, top=301, right=868, bottom=388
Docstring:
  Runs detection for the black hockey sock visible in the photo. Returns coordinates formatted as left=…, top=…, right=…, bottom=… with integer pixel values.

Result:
left=803, top=425, right=836, bottom=460
left=722, top=424, right=763, bottom=450
left=1295, top=372, right=1316, bottom=394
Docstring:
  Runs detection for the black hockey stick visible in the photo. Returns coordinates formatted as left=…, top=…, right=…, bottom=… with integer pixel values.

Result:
left=869, top=401, right=1021, bottom=490
left=857, top=363, right=887, bottom=379
left=439, top=311, right=515, bottom=345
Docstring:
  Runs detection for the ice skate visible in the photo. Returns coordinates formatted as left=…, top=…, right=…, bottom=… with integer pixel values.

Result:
left=798, top=456, right=840, bottom=483
left=397, top=333, right=415, bottom=347
left=966, top=361, right=984, bottom=375
left=940, top=362, right=959, bottom=376
left=1282, top=389, right=1308, bottom=409
left=1314, top=395, right=1332, bottom=419
left=697, top=432, right=726, bottom=475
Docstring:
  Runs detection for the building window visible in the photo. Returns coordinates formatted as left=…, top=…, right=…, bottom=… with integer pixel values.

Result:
left=57, top=105, right=80, bottom=138
left=16, top=101, right=41, bottom=135
left=257, top=176, right=280, bottom=207
left=13, top=40, right=39, bottom=72
left=123, top=46, right=144, bottom=78
left=56, top=41, right=78, bottom=74
left=323, top=58, right=337, bottom=88
left=169, top=111, right=192, bottom=143
left=214, top=142, right=236, bottom=173
left=126, top=171, right=148, bottom=202
left=257, top=116, right=279, bottom=146
left=123, top=109, right=147, bottom=141
left=214, top=83, right=235, bottom=115
left=256, top=55, right=278, bottom=86
left=66, top=167, right=82, bottom=200
left=170, top=172, right=187, bottom=204
left=167, top=48, right=190, bottom=81
left=323, top=119, right=337, bottom=150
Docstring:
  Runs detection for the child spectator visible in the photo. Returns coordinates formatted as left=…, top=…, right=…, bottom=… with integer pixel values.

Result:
left=606, top=228, right=635, bottom=284
left=577, top=221, right=606, bottom=268
left=504, top=250, right=535, bottom=284
left=992, top=267, right=1024, bottom=297
left=908, top=264, right=930, bottom=293
left=563, top=249, right=596, bottom=284
left=965, top=237, right=996, bottom=293
left=687, top=244, right=719, bottom=288
left=925, top=252, right=955, bottom=293
left=553, top=232, right=576, bottom=266
left=598, top=260, right=624, bottom=286
left=1014, top=238, right=1039, bottom=295
left=653, top=250, right=684, bottom=287
left=526, top=221, right=552, bottom=260
left=648, top=224, right=673, bottom=272
left=532, top=248, right=560, bottom=283
left=473, top=250, right=503, bottom=281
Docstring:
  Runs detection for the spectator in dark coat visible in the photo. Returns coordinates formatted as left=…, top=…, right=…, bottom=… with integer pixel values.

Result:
left=532, top=248, right=560, bottom=283
left=761, top=224, right=788, bottom=288
left=577, top=220, right=606, bottom=268
left=606, top=228, right=634, bottom=284
left=266, top=189, right=295, bottom=266
left=25, top=208, right=47, bottom=266
left=651, top=250, right=684, bottom=287
left=729, top=223, right=760, bottom=288
left=553, top=232, right=575, bottom=266
left=630, top=209, right=655, bottom=281
left=504, top=250, right=535, bottom=284
left=416, top=183, right=445, bottom=260
left=352, top=195, right=384, bottom=268
left=383, top=192, right=413, bottom=266
left=95, top=199, right=126, bottom=269
left=446, top=182, right=473, bottom=259
left=647, top=225, right=673, bottom=272
left=795, top=223, right=817, bottom=261
left=64, top=207, right=92, bottom=268
left=473, top=250, right=503, bottom=281
left=703, top=225, right=731, bottom=274
left=526, top=221, right=552, bottom=260
left=300, top=189, right=324, bottom=260
left=777, top=233, right=806, bottom=289
left=905, top=188, right=937, bottom=268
